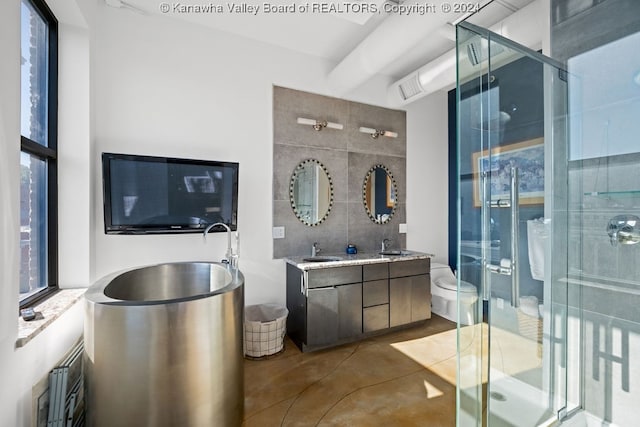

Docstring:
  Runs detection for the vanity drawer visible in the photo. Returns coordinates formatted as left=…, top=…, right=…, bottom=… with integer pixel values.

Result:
left=363, top=304, right=389, bottom=332
left=363, top=280, right=389, bottom=307
left=363, top=263, right=388, bottom=282
left=307, top=266, right=362, bottom=289
left=389, top=259, right=430, bottom=278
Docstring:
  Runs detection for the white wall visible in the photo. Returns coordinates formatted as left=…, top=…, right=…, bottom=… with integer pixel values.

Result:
left=0, top=0, right=22, bottom=346
left=0, top=1, right=446, bottom=424
left=405, top=90, right=450, bottom=264
left=58, top=22, right=92, bottom=287
left=91, top=5, right=402, bottom=306
left=0, top=304, right=84, bottom=425
left=0, top=0, right=90, bottom=425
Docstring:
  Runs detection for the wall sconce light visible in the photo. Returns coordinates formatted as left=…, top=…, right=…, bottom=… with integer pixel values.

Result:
left=297, top=117, right=344, bottom=131
left=359, top=127, right=398, bottom=139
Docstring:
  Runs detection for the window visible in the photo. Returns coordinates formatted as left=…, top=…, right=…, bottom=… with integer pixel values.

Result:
left=20, top=0, right=58, bottom=307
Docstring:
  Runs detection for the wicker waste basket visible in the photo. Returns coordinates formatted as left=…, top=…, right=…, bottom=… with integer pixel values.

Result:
left=244, top=304, right=288, bottom=358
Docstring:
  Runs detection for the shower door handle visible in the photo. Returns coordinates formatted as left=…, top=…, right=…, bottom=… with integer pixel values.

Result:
left=509, top=167, right=520, bottom=308
left=486, top=263, right=511, bottom=275
left=481, top=171, right=491, bottom=301
left=483, top=167, right=520, bottom=307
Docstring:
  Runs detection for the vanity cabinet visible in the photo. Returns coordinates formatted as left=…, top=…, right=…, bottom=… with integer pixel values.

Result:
left=307, top=283, right=362, bottom=346
left=286, top=264, right=362, bottom=349
left=286, top=256, right=430, bottom=352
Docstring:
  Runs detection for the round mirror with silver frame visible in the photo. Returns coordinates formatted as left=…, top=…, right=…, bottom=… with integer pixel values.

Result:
left=290, top=159, right=334, bottom=226
left=363, top=164, right=397, bottom=224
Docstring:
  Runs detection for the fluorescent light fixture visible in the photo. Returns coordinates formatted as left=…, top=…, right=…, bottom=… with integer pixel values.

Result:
left=297, top=117, right=343, bottom=131
left=359, top=127, right=398, bottom=139
left=105, top=0, right=147, bottom=13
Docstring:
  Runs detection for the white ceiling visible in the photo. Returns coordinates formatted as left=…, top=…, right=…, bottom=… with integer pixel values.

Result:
left=119, top=0, right=537, bottom=88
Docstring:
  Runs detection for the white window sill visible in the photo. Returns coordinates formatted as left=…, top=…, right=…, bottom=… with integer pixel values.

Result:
left=17, top=288, right=86, bottom=348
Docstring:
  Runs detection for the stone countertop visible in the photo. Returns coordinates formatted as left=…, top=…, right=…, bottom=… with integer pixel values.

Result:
left=285, top=250, right=433, bottom=271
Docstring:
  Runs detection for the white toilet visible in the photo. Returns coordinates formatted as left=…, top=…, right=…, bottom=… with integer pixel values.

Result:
left=430, top=262, right=478, bottom=325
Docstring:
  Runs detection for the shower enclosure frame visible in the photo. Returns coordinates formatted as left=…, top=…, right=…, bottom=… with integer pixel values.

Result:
left=454, top=21, right=582, bottom=427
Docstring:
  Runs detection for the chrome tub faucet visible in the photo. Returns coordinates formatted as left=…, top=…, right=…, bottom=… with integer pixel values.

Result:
left=203, top=222, right=239, bottom=269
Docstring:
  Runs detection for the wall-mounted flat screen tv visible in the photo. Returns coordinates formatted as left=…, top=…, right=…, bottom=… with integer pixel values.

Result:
left=102, top=153, right=239, bottom=234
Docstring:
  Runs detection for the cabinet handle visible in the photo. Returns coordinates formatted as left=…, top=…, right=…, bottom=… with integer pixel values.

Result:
left=307, top=286, right=337, bottom=291
left=301, top=271, right=309, bottom=297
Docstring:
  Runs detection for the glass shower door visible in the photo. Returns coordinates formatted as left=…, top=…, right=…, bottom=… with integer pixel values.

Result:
left=456, top=22, right=572, bottom=426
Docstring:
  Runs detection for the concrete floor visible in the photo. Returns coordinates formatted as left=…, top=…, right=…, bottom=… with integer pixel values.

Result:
left=243, top=315, right=458, bottom=426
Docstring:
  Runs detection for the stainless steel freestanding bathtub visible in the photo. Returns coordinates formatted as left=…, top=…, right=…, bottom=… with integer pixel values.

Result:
left=83, top=262, right=244, bottom=427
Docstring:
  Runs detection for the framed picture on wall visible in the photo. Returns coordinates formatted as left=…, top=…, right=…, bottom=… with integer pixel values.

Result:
left=472, top=137, right=544, bottom=207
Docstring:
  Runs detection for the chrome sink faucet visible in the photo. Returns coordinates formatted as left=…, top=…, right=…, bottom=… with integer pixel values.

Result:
left=203, top=222, right=239, bottom=269
left=312, top=242, right=321, bottom=257
left=381, top=238, right=392, bottom=252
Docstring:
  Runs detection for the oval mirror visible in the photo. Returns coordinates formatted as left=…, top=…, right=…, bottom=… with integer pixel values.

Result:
left=363, top=164, right=397, bottom=224
left=290, top=159, right=334, bottom=226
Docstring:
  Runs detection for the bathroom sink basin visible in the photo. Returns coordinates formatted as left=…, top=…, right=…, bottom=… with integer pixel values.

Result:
left=379, top=250, right=402, bottom=255
left=379, top=250, right=409, bottom=256
left=302, top=256, right=343, bottom=262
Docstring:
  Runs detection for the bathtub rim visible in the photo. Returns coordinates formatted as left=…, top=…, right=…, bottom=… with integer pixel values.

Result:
left=84, top=261, right=244, bottom=306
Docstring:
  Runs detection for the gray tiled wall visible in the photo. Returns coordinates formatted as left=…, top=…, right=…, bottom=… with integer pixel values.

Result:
left=551, top=1, right=640, bottom=424
left=567, top=154, right=640, bottom=285
left=551, top=0, right=640, bottom=63
left=273, top=86, right=406, bottom=258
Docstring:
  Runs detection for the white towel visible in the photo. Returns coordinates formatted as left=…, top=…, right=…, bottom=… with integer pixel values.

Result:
left=527, top=218, right=548, bottom=281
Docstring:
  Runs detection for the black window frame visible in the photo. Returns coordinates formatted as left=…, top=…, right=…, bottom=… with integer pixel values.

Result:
left=19, top=0, right=59, bottom=309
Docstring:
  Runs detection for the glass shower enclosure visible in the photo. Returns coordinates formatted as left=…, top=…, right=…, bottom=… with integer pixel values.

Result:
left=455, top=20, right=640, bottom=427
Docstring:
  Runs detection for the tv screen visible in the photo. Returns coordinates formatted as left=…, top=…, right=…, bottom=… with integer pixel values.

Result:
left=102, top=153, right=239, bottom=234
